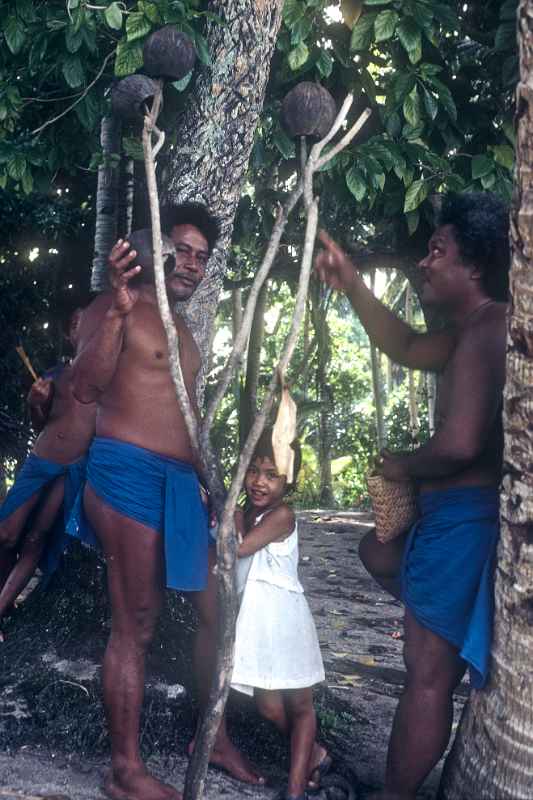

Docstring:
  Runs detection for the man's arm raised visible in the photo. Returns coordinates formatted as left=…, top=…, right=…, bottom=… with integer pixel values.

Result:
left=72, top=240, right=141, bottom=403
left=314, top=230, right=455, bottom=372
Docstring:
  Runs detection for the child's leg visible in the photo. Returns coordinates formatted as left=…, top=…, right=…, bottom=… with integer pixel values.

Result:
left=0, top=477, right=65, bottom=621
left=0, top=491, right=42, bottom=549
left=255, top=689, right=289, bottom=734
left=284, top=687, right=316, bottom=798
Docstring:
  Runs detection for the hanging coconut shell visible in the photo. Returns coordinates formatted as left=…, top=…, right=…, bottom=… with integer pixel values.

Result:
left=281, top=82, right=337, bottom=139
left=127, top=229, right=176, bottom=284
left=111, top=75, right=160, bottom=123
left=143, top=26, right=197, bottom=81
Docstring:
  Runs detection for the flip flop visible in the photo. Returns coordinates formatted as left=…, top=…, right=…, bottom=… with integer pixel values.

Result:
left=308, top=751, right=333, bottom=790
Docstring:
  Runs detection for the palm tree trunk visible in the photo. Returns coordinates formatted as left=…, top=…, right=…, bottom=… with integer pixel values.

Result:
left=92, top=115, right=121, bottom=291
left=439, top=4, right=533, bottom=796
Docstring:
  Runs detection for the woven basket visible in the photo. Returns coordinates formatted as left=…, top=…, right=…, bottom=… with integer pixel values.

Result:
left=367, top=473, right=418, bottom=543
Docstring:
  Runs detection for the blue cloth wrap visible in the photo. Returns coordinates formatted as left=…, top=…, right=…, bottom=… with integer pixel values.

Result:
left=401, top=486, right=499, bottom=689
left=68, top=437, right=208, bottom=592
left=0, top=453, right=87, bottom=580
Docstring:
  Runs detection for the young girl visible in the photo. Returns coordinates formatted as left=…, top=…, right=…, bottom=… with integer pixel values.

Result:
left=231, top=429, right=330, bottom=800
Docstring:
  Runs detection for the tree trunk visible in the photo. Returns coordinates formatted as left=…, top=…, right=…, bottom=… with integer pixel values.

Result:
left=92, top=115, right=121, bottom=291
left=370, top=275, right=386, bottom=450
left=405, top=285, right=420, bottom=443
left=118, top=157, right=135, bottom=238
left=311, top=287, right=335, bottom=507
left=239, top=282, right=268, bottom=447
left=162, top=0, right=284, bottom=382
left=439, top=4, right=533, bottom=797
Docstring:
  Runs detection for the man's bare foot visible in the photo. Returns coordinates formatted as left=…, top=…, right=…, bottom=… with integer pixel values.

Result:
left=103, top=765, right=181, bottom=800
left=187, top=738, right=265, bottom=785
left=307, top=743, right=332, bottom=790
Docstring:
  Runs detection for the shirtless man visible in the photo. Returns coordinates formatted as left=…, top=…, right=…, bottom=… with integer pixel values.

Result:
left=0, top=306, right=95, bottom=634
left=72, top=204, right=262, bottom=800
left=315, top=191, right=509, bottom=800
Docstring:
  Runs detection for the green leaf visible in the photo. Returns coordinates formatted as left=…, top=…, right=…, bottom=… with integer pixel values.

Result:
left=65, top=26, right=83, bottom=53
left=364, top=0, right=392, bottom=4
left=194, top=34, right=212, bottom=66
left=403, top=178, right=428, bottom=212
left=283, top=0, right=304, bottom=27
left=492, top=144, right=514, bottom=170
left=391, top=72, right=416, bottom=106
left=385, top=111, right=401, bottom=137
left=341, top=0, right=364, bottom=29
left=5, top=15, right=26, bottom=55
left=273, top=127, right=295, bottom=159
left=21, top=169, right=33, bottom=195
left=350, top=13, right=376, bottom=51
left=0, top=173, right=7, bottom=190
left=397, top=18, right=422, bottom=64
left=432, top=3, right=458, bottom=29
left=471, top=154, right=494, bottom=179
left=62, top=55, right=85, bottom=88
left=495, top=21, right=516, bottom=52
left=288, top=41, right=309, bottom=71
left=122, top=136, right=145, bottom=161
left=7, top=154, right=26, bottom=181
left=105, top=2, right=124, bottom=30
left=418, top=62, right=442, bottom=79
left=481, top=172, right=496, bottom=189
left=172, top=71, right=193, bottom=92
left=375, top=9, right=398, bottom=42
left=291, top=15, right=313, bottom=45
left=141, top=2, right=161, bottom=23
left=126, top=11, right=152, bottom=42
left=405, top=209, right=419, bottom=235
left=422, top=87, right=438, bottom=120
left=114, top=39, right=144, bottom=77
left=74, top=92, right=100, bottom=130
left=316, top=50, right=333, bottom=78
left=403, top=86, right=421, bottom=127
left=346, top=166, right=367, bottom=201
left=428, top=78, right=457, bottom=120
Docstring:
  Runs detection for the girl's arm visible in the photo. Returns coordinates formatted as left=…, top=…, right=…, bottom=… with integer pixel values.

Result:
left=237, top=505, right=295, bottom=557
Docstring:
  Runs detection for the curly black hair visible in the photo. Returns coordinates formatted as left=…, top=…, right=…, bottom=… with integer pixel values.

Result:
left=160, top=201, right=221, bottom=254
left=437, top=192, right=510, bottom=301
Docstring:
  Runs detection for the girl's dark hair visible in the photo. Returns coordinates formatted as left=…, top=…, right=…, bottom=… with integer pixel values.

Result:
left=160, top=201, right=221, bottom=254
left=437, top=191, right=510, bottom=301
left=252, top=427, right=302, bottom=493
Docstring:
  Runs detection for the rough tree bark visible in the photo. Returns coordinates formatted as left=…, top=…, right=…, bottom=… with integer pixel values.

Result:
left=92, top=115, right=121, bottom=291
left=162, top=0, right=285, bottom=377
left=239, top=282, right=269, bottom=447
left=439, top=4, right=533, bottom=797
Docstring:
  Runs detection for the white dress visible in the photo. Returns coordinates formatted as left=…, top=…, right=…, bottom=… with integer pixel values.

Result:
left=231, top=514, right=325, bottom=696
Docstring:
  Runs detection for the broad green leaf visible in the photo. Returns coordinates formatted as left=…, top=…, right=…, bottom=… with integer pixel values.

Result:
left=471, top=154, right=494, bottom=179
left=418, top=62, right=442, bottom=79
left=172, top=71, right=193, bottom=92
left=391, top=72, right=415, bottom=106
left=407, top=1, right=434, bottom=31
left=5, top=15, right=26, bottom=55
left=405, top=209, right=419, bottom=235
left=481, top=172, right=496, bottom=189
left=0, top=173, right=6, bottom=190
left=62, top=55, right=85, bottom=88
left=141, top=2, right=160, bottom=23
left=375, top=9, right=399, bottom=42
left=432, top=3, right=459, bottom=29
left=368, top=141, right=395, bottom=171
left=341, top=0, right=364, bottom=29
left=65, top=26, right=83, bottom=53
left=403, top=178, right=428, bottom=212
left=422, top=87, right=438, bottom=120
left=126, top=11, right=152, bottom=42
left=21, top=169, right=33, bottom=195
left=428, top=78, right=457, bottom=120
left=7, top=154, right=27, bottom=181
left=316, top=50, right=333, bottom=78
left=350, top=14, right=376, bottom=51
left=403, top=86, right=421, bottom=127
left=16, top=0, right=37, bottom=23
left=346, top=166, right=367, bottom=201
left=122, top=137, right=145, bottom=161
left=492, top=144, right=514, bottom=170
left=273, top=127, right=295, bottom=159
left=288, top=41, right=309, bottom=70
left=105, top=2, right=123, bottom=30
left=114, top=39, right=144, bottom=77
left=385, top=111, right=401, bottom=137
left=291, top=16, right=313, bottom=45
left=283, top=0, right=304, bottom=27
left=397, top=18, right=422, bottom=64
left=360, top=69, right=377, bottom=103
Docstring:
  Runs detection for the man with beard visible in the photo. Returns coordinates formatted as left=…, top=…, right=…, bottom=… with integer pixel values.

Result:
left=72, top=204, right=262, bottom=800
left=314, top=192, right=509, bottom=800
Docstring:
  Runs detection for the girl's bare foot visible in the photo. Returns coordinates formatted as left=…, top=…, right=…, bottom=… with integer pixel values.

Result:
left=307, top=743, right=332, bottom=790
left=103, top=764, right=181, bottom=800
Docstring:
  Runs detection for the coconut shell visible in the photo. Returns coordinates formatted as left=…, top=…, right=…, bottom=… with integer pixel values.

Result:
left=111, top=75, right=160, bottom=123
left=127, top=229, right=176, bottom=283
left=143, top=26, right=196, bottom=81
left=281, top=82, right=337, bottom=139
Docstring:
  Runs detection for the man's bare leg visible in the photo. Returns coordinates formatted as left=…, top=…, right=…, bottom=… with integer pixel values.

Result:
left=359, top=529, right=408, bottom=600
left=370, top=609, right=466, bottom=800
left=0, top=477, right=65, bottom=624
left=84, top=485, right=181, bottom=800
left=186, top=546, right=265, bottom=784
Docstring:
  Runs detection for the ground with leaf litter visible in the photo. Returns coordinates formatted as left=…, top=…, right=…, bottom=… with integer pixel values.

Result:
left=0, top=511, right=467, bottom=800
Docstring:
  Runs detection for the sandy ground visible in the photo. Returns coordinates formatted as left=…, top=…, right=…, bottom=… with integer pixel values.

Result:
left=0, top=510, right=468, bottom=799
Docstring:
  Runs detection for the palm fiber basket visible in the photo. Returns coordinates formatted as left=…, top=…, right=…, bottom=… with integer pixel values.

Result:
left=367, top=473, right=418, bottom=543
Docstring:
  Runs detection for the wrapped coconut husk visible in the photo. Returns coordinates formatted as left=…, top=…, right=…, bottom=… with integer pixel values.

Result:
left=366, top=473, right=418, bottom=543
left=281, top=82, right=337, bottom=139
left=127, top=229, right=176, bottom=281
left=111, top=75, right=160, bottom=123
left=143, top=26, right=196, bottom=81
